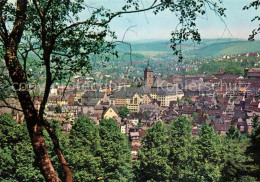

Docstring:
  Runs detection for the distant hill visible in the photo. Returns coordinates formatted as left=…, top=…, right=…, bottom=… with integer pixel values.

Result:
left=115, top=40, right=172, bottom=55
left=115, top=39, right=260, bottom=58
left=185, top=40, right=260, bottom=58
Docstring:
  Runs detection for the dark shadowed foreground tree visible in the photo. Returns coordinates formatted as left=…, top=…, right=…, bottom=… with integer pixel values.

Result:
left=247, top=117, right=260, bottom=180
left=0, top=0, right=226, bottom=181
left=221, top=133, right=256, bottom=182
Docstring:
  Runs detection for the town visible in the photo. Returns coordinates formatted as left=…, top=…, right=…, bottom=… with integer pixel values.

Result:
left=2, top=0, right=260, bottom=181
left=1, top=54, right=260, bottom=159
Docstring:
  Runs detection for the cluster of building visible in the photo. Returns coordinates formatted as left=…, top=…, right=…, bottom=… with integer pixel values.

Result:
left=1, top=62, right=260, bottom=159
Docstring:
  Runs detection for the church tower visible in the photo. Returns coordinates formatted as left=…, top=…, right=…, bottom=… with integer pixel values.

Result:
left=144, top=62, right=154, bottom=88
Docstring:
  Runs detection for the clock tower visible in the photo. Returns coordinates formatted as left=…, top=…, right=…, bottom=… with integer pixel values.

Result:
left=144, top=62, right=154, bottom=88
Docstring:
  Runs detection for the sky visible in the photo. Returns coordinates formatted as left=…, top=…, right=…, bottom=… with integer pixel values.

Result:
left=85, top=0, right=260, bottom=41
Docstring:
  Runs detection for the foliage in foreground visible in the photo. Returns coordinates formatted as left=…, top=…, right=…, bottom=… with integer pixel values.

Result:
left=0, top=114, right=259, bottom=181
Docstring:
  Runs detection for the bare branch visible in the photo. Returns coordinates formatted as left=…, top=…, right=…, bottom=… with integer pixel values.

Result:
left=114, top=25, right=137, bottom=76
left=122, top=25, right=137, bottom=42
left=55, top=0, right=165, bottom=38
left=205, top=1, right=232, bottom=38
left=52, top=52, right=74, bottom=58
left=0, top=105, right=23, bottom=112
left=61, top=75, right=72, bottom=101
left=0, top=99, right=23, bottom=112
left=31, top=0, right=53, bottom=119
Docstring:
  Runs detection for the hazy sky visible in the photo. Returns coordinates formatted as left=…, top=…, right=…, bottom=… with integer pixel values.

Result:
left=86, top=0, right=260, bottom=41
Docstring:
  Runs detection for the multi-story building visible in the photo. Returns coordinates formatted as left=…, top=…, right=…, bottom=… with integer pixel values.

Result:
left=126, top=93, right=142, bottom=113
left=153, top=88, right=184, bottom=107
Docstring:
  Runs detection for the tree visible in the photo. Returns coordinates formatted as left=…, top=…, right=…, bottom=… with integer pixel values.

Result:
left=69, top=116, right=103, bottom=181
left=168, top=116, right=194, bottom=181
left=246, top=117, right=260, bottom=180
left=0, top=0, right=226, bottom=180
left=118, top=106, right=131, bottom=120
left=177, top=97, right=181, bottom=105
left=193, top=123, right=222, bottom=182
left=55, top=105, right=62, bottom=114
left=99, top=118, right=133, bottom=181
left=243, top=1, right=260, bottom=40
left=192, top=112, right=198, bottom=118
left=221, top=135, right=255, bottom=181
left=137, top=121, right=171, bottom=181
left=0, top=114, right=44, bottom=181
left=226, top=125, right=240, bottom=140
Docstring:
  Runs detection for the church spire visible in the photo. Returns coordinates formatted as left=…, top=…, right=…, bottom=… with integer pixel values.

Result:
left=144, top=60, right=153, bottom=88
left=145, top=59, right=152, bottom=72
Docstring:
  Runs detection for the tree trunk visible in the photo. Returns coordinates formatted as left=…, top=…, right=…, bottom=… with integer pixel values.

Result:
left=4, top=46, right=62, bottom=182
left=43, top=121, right=73, bottom=182
left=1, top=0, right=73, bottom=181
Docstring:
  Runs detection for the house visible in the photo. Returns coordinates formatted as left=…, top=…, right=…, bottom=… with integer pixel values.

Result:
left=75, top=91, right=84, bottom=104
left=114, top=91, right=128, bottom=107
left=126, top=114, right=139, bottom=126
left=155, top=88, right=184, bottom=107
left=224, top=104, right=235, bottom=116
left=214, top=122, right=231, bottom=136
left=127, top=93, right=142, bottom=113
left=93, top=105, right=105, bottom=119
left=81, top=106, right=95, bottom=116
left=139, top=103, right=162, bottom=114
left=103, top=105, right=119, bottom=119
left=247, top=52, right=260, bottom=57
left=182, top=106, right=196, bottom=117
left=141, top=94, right=153, bottom=105
left=130, top=131, right=141, bottom=147
left=207, top=109, right=221, bottom=118
left=0, top=98, right=24, bottom=123
left=81, top=91, right=108, bottom=106
left=50, top=88, right=58, bottom=95
left=57, top=94, right=71, bottom=106
left=193, top=116, right=207, bottom=126
left=192, top=127, right=200, bottom=136
left=245, top=68, right=260, bottom=79
left=114, top=87, right=146, bottom=112
left=237, top=118, right=247, bottom=133
left=131, top=145, right=141, bottom=159
left=62, top=123, right=72, bottom=132
left=121, top=124, right=127, bottom=134
left=161, top=107, right=179, bottom=123
left=152, top=76, right=173, bottom=88
left=246, top=119, right=253, bottom=134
